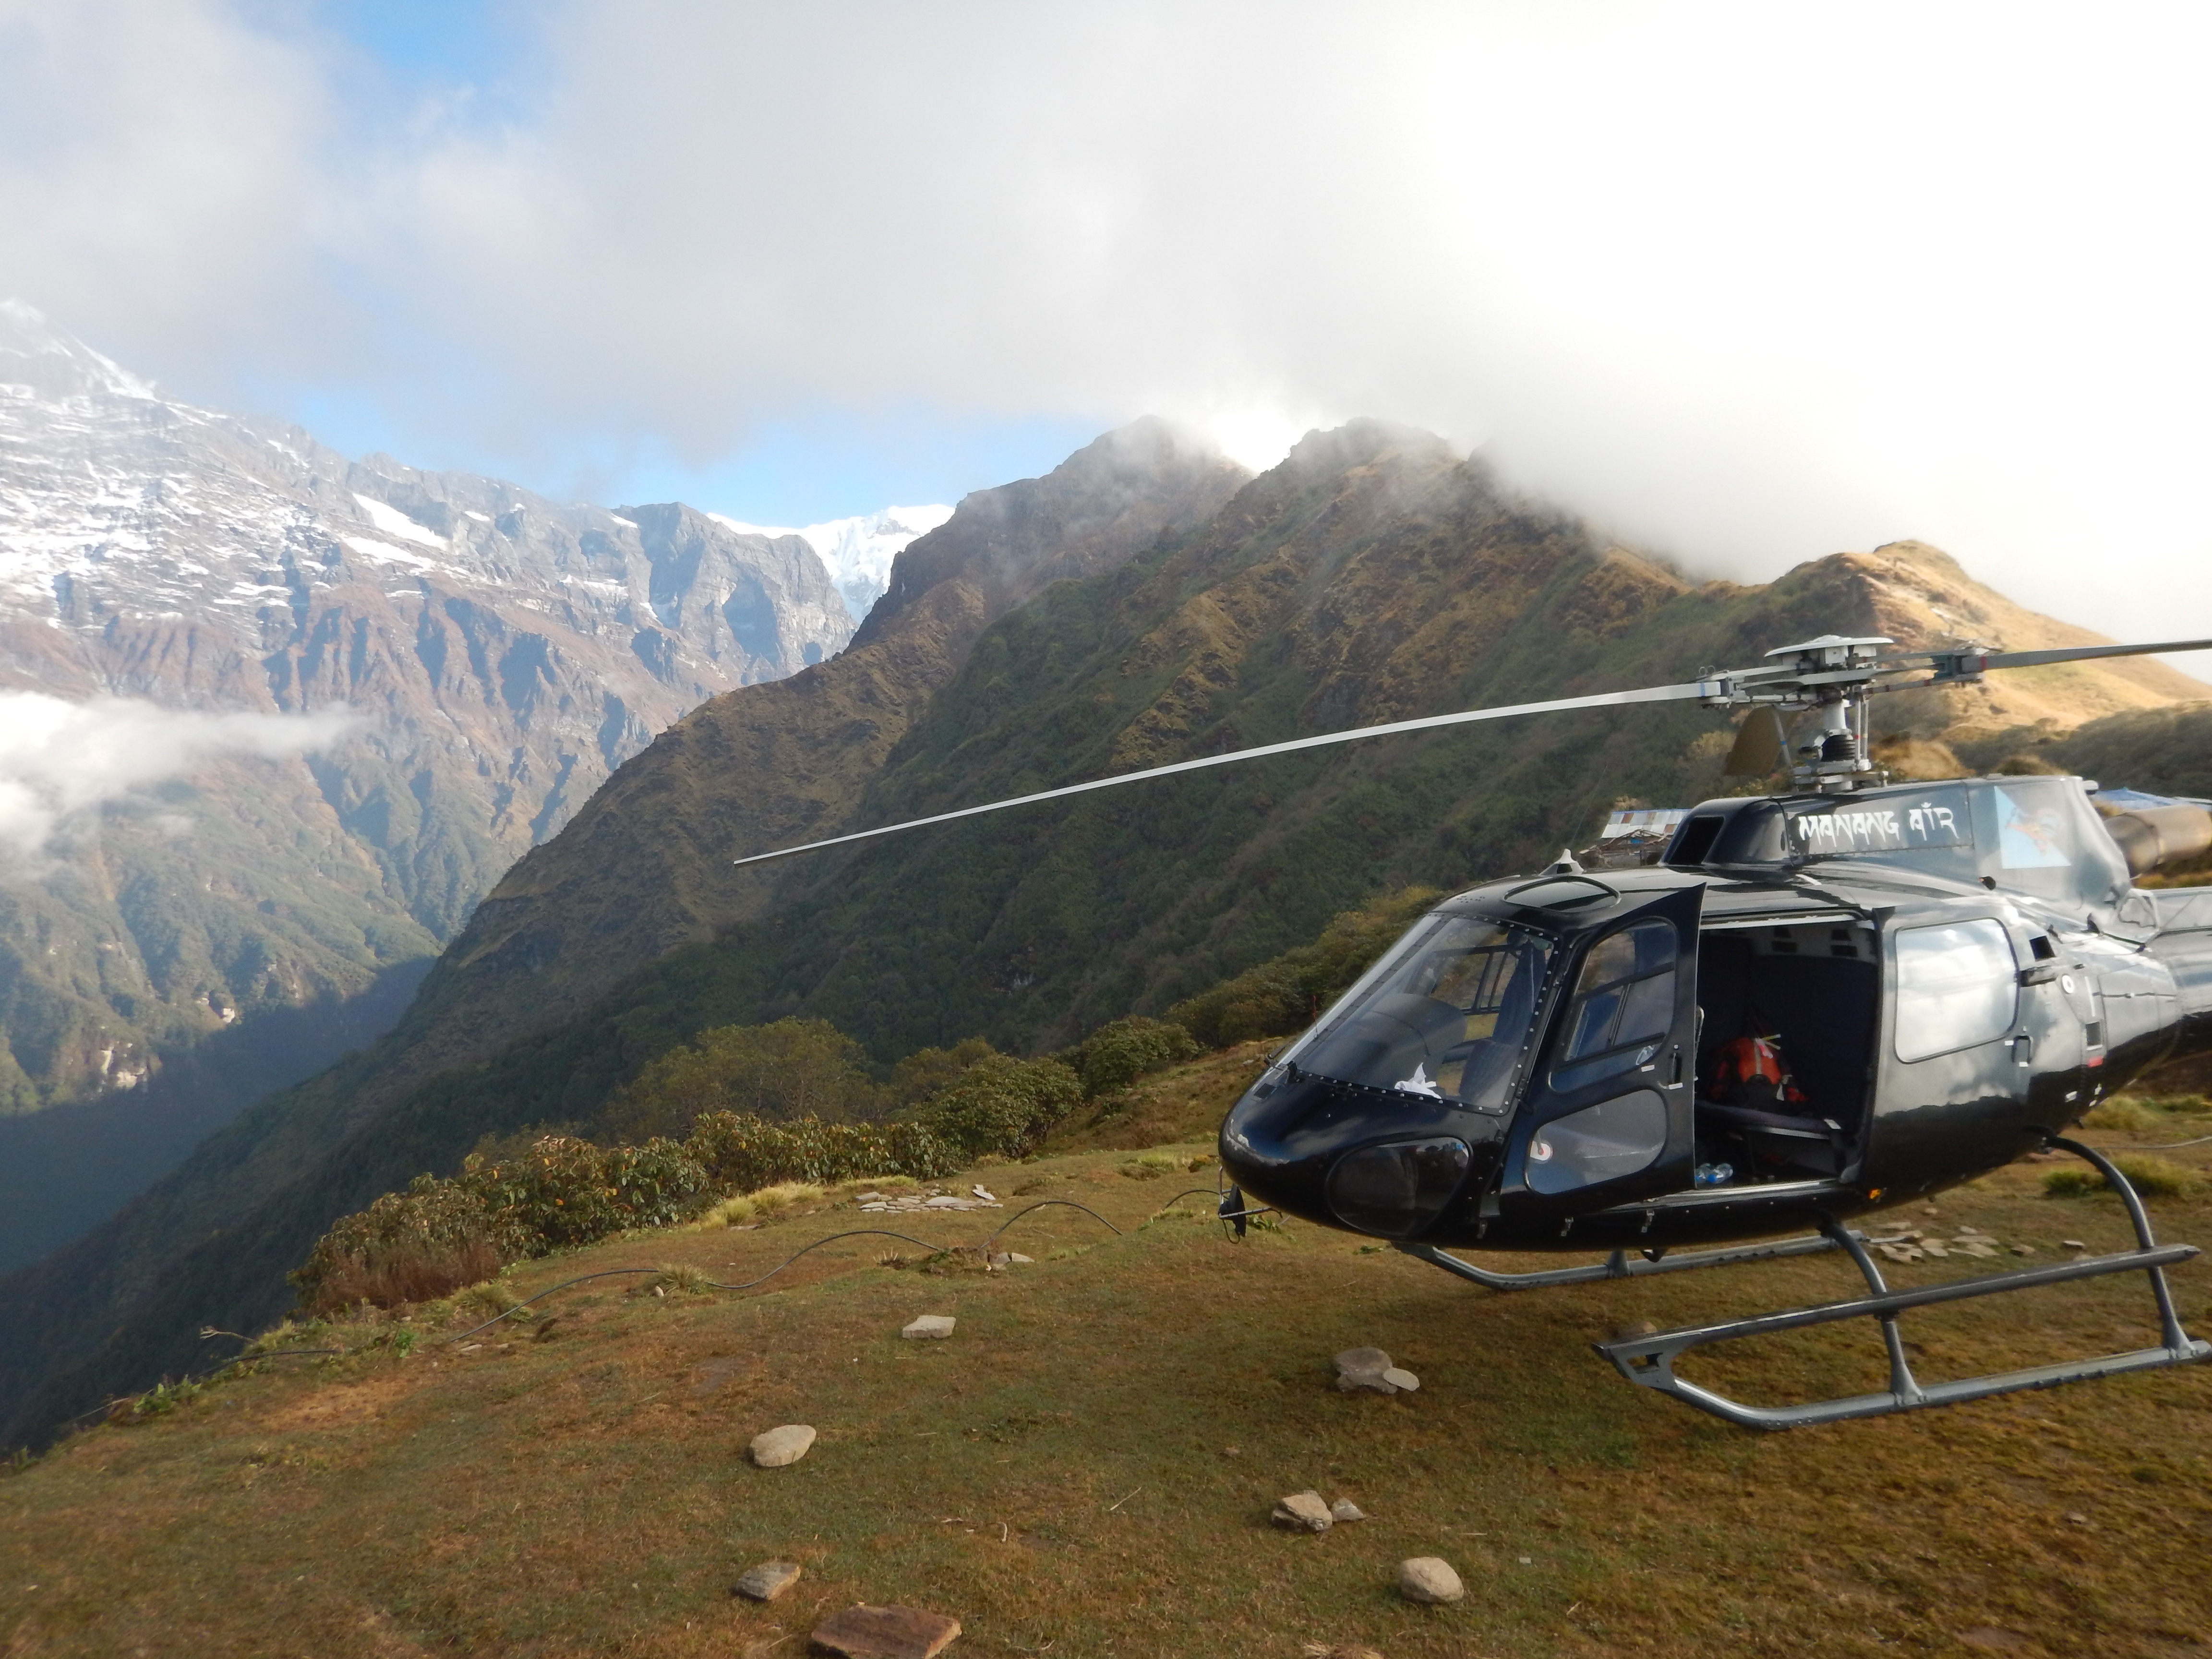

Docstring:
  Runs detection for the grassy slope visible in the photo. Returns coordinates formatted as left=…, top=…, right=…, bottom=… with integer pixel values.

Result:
left=9, top=1061, right=2212, bottom=1659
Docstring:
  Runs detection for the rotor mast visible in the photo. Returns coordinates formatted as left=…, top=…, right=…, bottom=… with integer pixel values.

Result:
left=1698, top=635, right=1893, bottom=793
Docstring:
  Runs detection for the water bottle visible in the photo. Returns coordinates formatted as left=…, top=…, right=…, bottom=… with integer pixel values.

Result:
left=1694, top=1161, right=1734, bottom=1188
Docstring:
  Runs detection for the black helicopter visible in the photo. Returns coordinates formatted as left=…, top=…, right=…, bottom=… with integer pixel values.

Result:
left=740, top=631, right=2212, bottom=1428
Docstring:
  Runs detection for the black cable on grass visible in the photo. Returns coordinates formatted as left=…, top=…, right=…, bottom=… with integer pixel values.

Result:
left=979, top=1199, right=1123, bottom=1250
left=1158, top=1188, right=1222, bottom=1209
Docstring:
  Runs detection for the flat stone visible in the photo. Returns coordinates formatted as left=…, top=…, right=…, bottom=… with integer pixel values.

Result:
left=1381, top=1367, right=1420, bottom=1392
left=2063, top=1239, right=2088, bottom=1251
left=902, top=1314, right=957, bottom=1339
left=1336, top=1370, right=1398, bottom=1395
left=1330, top=1498, right=1368, bottom=1523
left=810, top=1603, right=962, bottom=1658
left=1398, top=1556, right=1465, bottom=1604
left=733, top=1560, right=803, bottom=1601
left=749, top=1424, right=817, bottom=1467
left=1272, top=1490, right=1334, bottom=1532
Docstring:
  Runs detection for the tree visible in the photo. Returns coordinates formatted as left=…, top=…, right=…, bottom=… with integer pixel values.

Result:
left=608, top=1018, right=882, bottom=1141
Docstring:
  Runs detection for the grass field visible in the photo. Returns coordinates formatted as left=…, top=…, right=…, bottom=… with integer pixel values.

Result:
left=8, top=1063, right=2212, bottom=1658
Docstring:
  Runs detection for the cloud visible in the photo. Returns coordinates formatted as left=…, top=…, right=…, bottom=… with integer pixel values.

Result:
left=0, top=694, right=359, bottom=863
left=3, top=2, right=2212, bottom=649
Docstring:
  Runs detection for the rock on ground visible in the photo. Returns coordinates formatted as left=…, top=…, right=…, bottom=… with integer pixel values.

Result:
left=732, top=1560, right=803, bottom=1601
left=1334, top=1346, right=1417, bottom=1394
left=1330, top=1499, right=1368, bottom=1523
left=748, top=1425, right=817, bottom=1467
left=1398, top=1557, right=1465, bottom=1604
left=1273, top=1491, right=1334, bottom=1533
left=902, top=1314, right=958, bottom=1339
left=809, top=1603, right=962, bottom=1658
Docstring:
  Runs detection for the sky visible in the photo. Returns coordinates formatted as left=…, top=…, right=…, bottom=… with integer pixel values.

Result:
left=1, top=0, right=2209, bottom=646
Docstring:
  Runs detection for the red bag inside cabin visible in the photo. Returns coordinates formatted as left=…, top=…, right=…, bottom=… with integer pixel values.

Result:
left=1710, top=1034, right=1807, bottom=1108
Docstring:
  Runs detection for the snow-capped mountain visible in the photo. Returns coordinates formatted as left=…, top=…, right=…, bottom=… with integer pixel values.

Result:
left=712, top=504, right=953, bottom=622
left=0, top=301, right=852, bottom=1127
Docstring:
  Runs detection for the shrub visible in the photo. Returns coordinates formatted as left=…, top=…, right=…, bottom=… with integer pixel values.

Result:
left=2082, top=1098, right=2159, bottom=1133
left=1117, top=1152, right=1182, bottom=1180
left=2042, top=1154, right=2200, bottom=1200
left=887, top=1036, right=1001, bottom=1107
left=462, top=1134, right=713, bottom=1250
left=292, top=1176, right=517, bottom=1316
left=1075, top=1016, right=1201, bottom=1098
left=2113, top=1154, right=2200, bottom=1198
left=1166, top=887, right=1440, bottom=1048
left=684, top=1112, right=957, bottom=1191
left=909, top=1054, right=1083, bottom=1158
left=607, top=1018, right=884, bottom=1140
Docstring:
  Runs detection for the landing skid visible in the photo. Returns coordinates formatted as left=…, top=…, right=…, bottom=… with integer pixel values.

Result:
left=1590, top=1138, right=2212, bottom=1428
left=1396, top=1229, right=1848, bottom=1290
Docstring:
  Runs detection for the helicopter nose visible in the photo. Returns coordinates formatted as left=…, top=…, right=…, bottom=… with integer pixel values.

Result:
left=1220, top=1067, right=1486, bottom=1240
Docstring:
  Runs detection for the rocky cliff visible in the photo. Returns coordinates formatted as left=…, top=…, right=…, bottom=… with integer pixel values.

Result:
left=0, top=304, right=856, bottom=1272
left=0, top=302, right=850, bottom=1119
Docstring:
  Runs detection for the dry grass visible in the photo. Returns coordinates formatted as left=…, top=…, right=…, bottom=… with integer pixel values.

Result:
left=12, top=1069, right=2212, bottom=1658
left=698, top=1182, right=831, bottom=1230
left=298, top=1235, right=508, bottom=1318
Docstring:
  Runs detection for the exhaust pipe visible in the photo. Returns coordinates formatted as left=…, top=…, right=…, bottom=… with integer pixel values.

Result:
left=2101, top=803, right=2212, bottom=877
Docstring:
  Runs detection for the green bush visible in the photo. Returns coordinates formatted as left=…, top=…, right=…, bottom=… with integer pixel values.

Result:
left=461, top=1134, right=713, bottom=1250
left=607, top=1017, right=884, bottom=1140
left=1166, top=887, right=1440, bottom=1048
left=909, top=1054, right=1083, bottom=1158
left=1075, top=1016, right=1200, bottom=1098
left=684, top=1112, right=957, bottom=1191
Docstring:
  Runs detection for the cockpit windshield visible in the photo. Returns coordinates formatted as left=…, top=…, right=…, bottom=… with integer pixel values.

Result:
left=1285, top=914, right=1555, bottom=1114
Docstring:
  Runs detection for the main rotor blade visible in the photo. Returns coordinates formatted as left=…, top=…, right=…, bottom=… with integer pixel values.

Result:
left=733, top=678, right=1715, bottom=867
left=1876, top=636, right=2212, bottom=675
left=1975, top=637, right=2212, bottom=672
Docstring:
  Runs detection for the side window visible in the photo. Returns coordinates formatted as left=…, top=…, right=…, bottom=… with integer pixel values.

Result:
left=1550, top=920, right=1677, bottom=1093
left=1893, top=919, right=2018, bottom=1061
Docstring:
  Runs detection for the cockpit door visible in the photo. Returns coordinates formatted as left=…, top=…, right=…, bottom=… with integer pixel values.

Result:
left=1501, top=883, right=1706, bottom=1209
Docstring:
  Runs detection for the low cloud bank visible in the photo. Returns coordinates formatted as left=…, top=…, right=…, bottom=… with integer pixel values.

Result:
left=0, top=694, right=358, bottom=862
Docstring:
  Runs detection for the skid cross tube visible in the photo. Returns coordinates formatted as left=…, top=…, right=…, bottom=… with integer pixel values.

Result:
left=1593, top=1140, right=2211, bottom=1429
left=1396, top=1230, right=1847, bottom=1291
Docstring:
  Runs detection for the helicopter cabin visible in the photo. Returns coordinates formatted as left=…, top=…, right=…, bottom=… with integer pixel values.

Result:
left=1238, top=773, right=2197, bottom=1247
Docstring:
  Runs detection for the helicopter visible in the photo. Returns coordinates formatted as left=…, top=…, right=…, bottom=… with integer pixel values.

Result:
left=738, top=630, right=2212, bottom=1428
